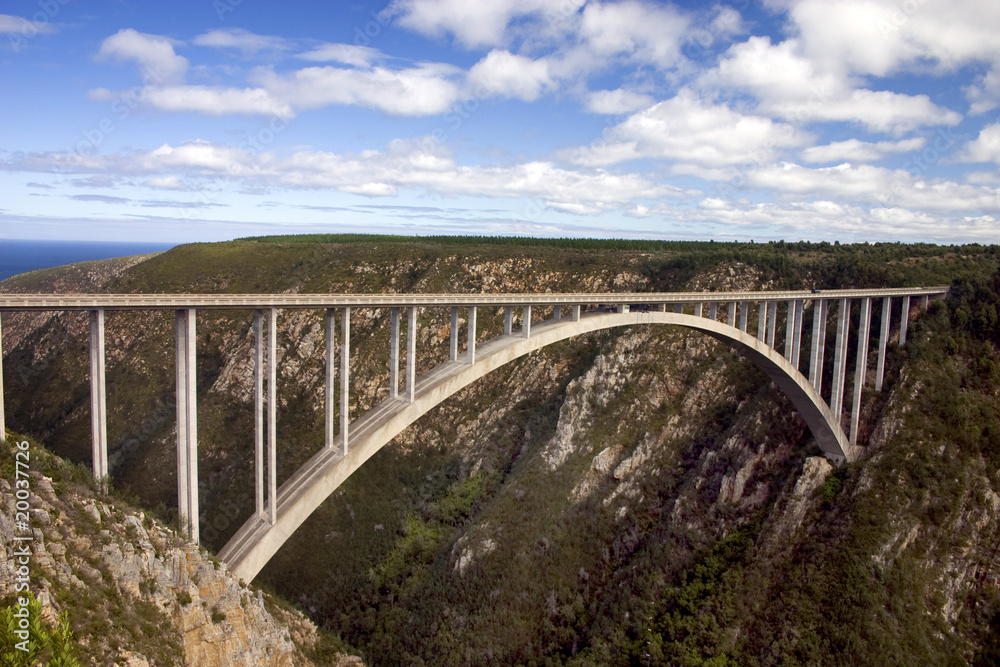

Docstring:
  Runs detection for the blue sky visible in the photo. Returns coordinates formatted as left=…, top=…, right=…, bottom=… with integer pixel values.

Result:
left=2, top=0, right=1000, bottom=244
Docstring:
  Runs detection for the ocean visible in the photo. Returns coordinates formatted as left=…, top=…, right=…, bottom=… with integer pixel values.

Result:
left=0, top=239, right=178, bottom=282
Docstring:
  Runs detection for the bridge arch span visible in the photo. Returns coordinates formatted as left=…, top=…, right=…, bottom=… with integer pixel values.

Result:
left=220, top=309, right=855, bottom=582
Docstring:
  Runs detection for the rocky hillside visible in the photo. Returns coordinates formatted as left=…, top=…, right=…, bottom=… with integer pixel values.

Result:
left=2, top=237, right=999, bottom=665
left=0, top=436, right=359, bottom=666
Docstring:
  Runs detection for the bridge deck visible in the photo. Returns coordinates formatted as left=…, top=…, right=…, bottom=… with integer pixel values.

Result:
left=0, top=287, right=948, bottom=311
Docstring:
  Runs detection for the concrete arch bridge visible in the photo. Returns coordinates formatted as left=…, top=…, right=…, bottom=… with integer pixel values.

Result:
left=0, top=287, right=946, bottom=581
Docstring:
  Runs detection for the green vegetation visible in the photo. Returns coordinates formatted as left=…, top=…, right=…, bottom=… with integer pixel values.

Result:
left=0, top=593, right=80, bottom=667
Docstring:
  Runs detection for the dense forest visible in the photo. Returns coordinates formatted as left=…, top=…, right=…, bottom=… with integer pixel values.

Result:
left=2, top=237, right=999, bottom=665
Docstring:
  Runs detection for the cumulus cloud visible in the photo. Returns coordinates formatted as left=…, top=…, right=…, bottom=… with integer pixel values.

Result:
left=957, top=123, right=1000, bottom=164
left=96, top=29, right=189, bottom=84
left=702, top=36, right=962, bottom=134
left=566, top=89, right=811, bottom=168
left=579, top=0, right=690, bottom=68
left=467, top=50, right=554, bottom=101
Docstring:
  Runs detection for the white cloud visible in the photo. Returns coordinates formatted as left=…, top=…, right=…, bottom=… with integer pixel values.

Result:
left=467, top=50, right=554, bottom=101
left=567, top=89, right=811, bottom=168
left=579, top=0, right=690, bottom=68
left=192, top=28, right=290, bottom=56
left=296, top=43, right=383, bottom=67
left=966, top=66, right=1000, bottom=115
left=141, top=85, right=294, bottom=117
left=585, top=88, right=655, bottom=114
left=2, top=138, right=679, bottom=216
left=251, top=63, right=463, bottom=115
left=96, top=29, right=189, bottom=84
left=957, top=123, right=1000, bottom=164
left=801, top=137, right=926, bottom=163
left=385, top=0, right=584, bottom=49
left=783, top=0, right=1000, bottom=77
left=703, top=36, right=962, bottom=134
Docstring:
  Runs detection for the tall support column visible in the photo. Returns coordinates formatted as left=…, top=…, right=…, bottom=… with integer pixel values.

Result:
left=174, top=309, right=199, bottom=542
left=830, top=298, right=851, bottom=420
left=522, top=306, right=532, bottom=338
left=757, top=302, right=767, bottom=341
left=390, top=308, right=400, bottom=398
left=739, top=301, right=749, bottom=332
left=766, top=301, right=777, bottom=348
left=899, top=296, right=911, bottom=345
left=618, top=303, right=629, bottom=314
left=175, top=311, right=189, bottom=535
left=920, top=295, right=929, bottom=311
left=850, top=298, right=872, bottom=444
left=467, top=307, right=477, bottom=365
left=809, top=300, right=827, bottom=391
left=553, top=305, right=562, bottom=320
left=405, top=307, right=417, bottom=403
left=88, top=309, right=108, bottom=483
left=708, top=303, right=718, bottom=320
left=790, top=300, right=804, bottom=370
left=571, top=305, right=581, bottom=321
left=254, top=310, right=265, bottom=518
left=325, top=309, right=336, bottom=449
left=784, top=300, right=796, bottom=360
left=875, top=297, right=891, bottom=392
left=267, top=308, right=277, bottom=526
left=727, top=302, right=737, bottom=326
left=694, top=303, right=703, bottom=318
left=450, top=307, right=459, bottom=361
left=504, top=307, right=513, bottom=335
left=340, top=307, right=351, bottom=451
left=0, top=314, right=5, bottom=439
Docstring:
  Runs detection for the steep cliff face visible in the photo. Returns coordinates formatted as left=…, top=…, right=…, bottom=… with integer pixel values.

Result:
left=0, top=441, right=359, bottom=666
left=3, top=239, right=999, bottom=665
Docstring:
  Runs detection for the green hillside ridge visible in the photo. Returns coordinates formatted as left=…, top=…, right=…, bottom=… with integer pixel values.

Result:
left=2, top=237, right=999, bottom=665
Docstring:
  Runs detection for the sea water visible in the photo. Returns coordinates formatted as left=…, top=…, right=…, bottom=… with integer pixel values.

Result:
left=0, top=240, right=177, bottom=282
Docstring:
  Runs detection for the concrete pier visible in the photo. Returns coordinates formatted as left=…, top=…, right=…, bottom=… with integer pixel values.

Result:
left=174, top=309, right=199, bottom=542
left=325, top=309, right=336, bottom=448
left=875, top=297, right=891, bottom=392
left=790, top=300, right=804, bottom=369
left=899, top=296, right=911, bottom=345
left=450, top=307, right=459, bottom=361
left=522, top=306, right=532, bottom=338
left=467, top=307, right=477, bottom=365
left=758, top=303, right=767, bottom=342
left=739, top=301, right=749, bottom=332
left=809, top=300, right=827, bottom=391
left=390, top=308, right=400, bottom=398
left=830, top=299, right=850, bottom=420
left=89, top=310, right=108, bottom=482
left=406, top=307, right=416, bottom=402
left=850, top=298, right=872, bottom=443
left=766, top=301, right=777, bottom=348
left=504, top=307, right=513, bottom=335
left=784, top=301, right=795, bottom=360
left=267, top=308, right=277, bottom=525
left=341, top=307, right=351, bottom=451
left=254, top=310, right=265, bottom=518
left=708, top=303, right=717, bottom=320
left=727, top=302, right=737, bottom=326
